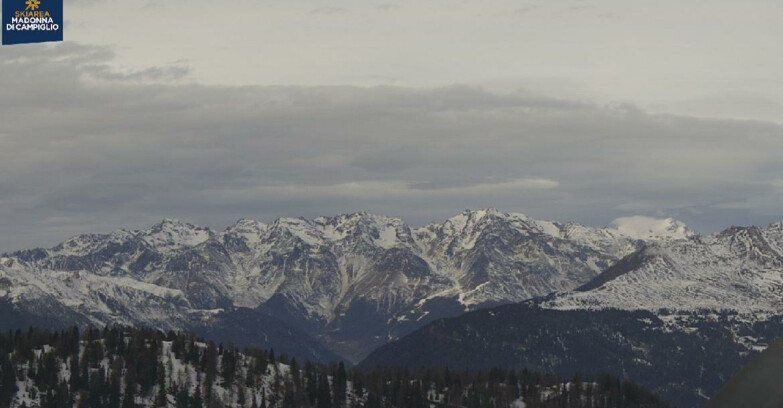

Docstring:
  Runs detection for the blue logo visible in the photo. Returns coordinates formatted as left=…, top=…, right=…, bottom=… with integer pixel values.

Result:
left=2, top=0, right=63, bottom=45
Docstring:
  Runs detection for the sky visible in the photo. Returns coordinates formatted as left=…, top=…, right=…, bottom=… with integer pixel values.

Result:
left=1, top=0, right=782, bottom=251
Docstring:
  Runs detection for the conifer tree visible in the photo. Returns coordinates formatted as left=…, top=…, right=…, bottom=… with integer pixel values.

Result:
left=333, top=362, right=347, bottom=408
left=0, top=353, right=17, bottom=406
left=317, top=373, right=332, bottom=408
left=156, top=362, right=168, bottom=407
left=237, top=385, right=246, bottom=408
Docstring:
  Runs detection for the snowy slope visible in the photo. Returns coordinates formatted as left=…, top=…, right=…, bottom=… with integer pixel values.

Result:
left=544, top=223, right=783, bottom=315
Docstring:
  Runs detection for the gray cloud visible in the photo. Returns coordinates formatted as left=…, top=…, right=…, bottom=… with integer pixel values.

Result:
left=86, top=64, right=191, bottom=82
left=309, top=7, right=348, bottom=15
left=376, top=4, right=401, bottom=12
left=513, top=5, right=539, bottom=15
left=1, top=43, right=782, bottom=252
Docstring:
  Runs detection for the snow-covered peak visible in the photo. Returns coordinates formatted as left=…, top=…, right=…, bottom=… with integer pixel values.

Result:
left=230, top=218, right=268, bottom=230
left=432, top=208, right=518, bottom=233
left=420, top=209, right=606, bottom=254
left=609, top=216, right=693, bottom=241
left=223, top=219, right=268, bottom=246
left=460, top=208, right=524, bottom=222
left=314, top=212, right=410, bottom=249
left=152, top=218, right=189, bottom=228
left=267, top=217, right=326, bottom=246
left=47, top=228, right=140, bottom=257
left=50, top=233, right=108, bottom=256
left=424, top=209, right=602, bottom=248
left=466, top=207, right=504, bottom=217
left=226, top=218, right=269, bottom=235
left=318, top=211, right=400, bottom=227
left=141, top=219, right=213, bottom=251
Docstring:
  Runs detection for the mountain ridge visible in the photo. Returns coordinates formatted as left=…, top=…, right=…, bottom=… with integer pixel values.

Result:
left=1, top=209, right=669, bottom=362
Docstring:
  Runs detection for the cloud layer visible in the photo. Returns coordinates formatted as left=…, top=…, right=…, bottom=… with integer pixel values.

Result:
left=1, top=44, right=782, bottom=251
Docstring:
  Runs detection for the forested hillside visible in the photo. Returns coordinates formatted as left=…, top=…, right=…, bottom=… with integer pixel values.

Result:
left=0, top=326, right=669, bottom=408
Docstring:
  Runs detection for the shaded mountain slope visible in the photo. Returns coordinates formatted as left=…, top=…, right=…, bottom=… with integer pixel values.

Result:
left=359, top=303, right=779, bottom=407
left=706, top=336, right=783, bottom=408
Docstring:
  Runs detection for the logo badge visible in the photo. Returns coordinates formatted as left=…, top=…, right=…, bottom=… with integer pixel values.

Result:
left=2, top=0, right=63, bottom=45
left=25, top=0, right=40, bottom=11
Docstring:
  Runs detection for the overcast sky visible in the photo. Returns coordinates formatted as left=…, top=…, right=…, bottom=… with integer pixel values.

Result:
left=1, top=0, right=782, bottom=251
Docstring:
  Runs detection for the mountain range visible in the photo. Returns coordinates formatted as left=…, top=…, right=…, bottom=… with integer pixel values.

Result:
left=4, top=209, right=783, bottom=406
left=0, top=209, right=679, bottom=362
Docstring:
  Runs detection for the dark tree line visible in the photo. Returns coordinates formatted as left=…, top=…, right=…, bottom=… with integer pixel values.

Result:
left=0, top=326, right=670, bottom=408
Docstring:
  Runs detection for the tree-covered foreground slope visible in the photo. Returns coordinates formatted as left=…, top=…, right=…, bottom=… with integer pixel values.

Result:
left=706, top=336, right=783, bottom=408
left=0, top=326, right=670, bottom=408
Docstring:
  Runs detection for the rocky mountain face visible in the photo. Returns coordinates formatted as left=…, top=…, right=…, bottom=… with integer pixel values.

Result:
left=360, top=221, right=783, bottom=407
left=0, top=209, right=656, bottom=362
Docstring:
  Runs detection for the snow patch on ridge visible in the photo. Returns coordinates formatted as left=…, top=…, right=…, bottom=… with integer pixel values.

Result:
left=376, top=226, right=399, bottom=249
